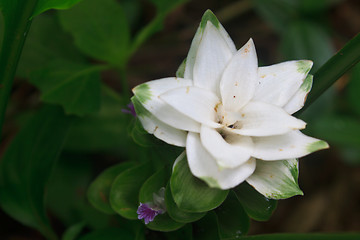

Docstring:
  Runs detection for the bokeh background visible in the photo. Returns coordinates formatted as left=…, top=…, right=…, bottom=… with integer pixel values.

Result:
left=0, top=0, right=359, bottom=239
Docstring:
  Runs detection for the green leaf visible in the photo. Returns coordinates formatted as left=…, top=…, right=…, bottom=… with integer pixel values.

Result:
left=62, top=222, right=86, bottom=240
left=110, top=162, right=154, bottom=219
left=170, top=152, right=229, bottom=213
left=139, top=168, right=185, bottom=232
left=234, top=183, right=277, bottom=222
left=87, top=162, right=136, bottom=214
left=58, top=0, right=130, bottom=66
left=164, top=224, right=193, bottom=240
left=215, top=191, right=250, bottom=239
left=280, top=20, right=334, bottom=72
left=29, top=61, right=104, bottom=116
left=150, top=0, right=188, bottom=14
left=78, top=228, right=134, bottom=240
left=0, top=105, right=72, bottom=240
left=165, top=184, right=206, bottom=223
left=347, top=63, right=360, bottom=116
left=33, top=0, right=83, bottom=16
left=192, top=212, right=219, bottom=240
left=16, top=14, right=85, bottom=78
left=246, top=159, right=303, bottom=200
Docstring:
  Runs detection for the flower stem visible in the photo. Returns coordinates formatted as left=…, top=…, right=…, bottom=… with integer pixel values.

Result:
left=297, top=33, right=360, bottom=115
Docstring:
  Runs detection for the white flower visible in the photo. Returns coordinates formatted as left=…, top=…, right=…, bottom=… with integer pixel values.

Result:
left=132, top=10, right=328, bottom=198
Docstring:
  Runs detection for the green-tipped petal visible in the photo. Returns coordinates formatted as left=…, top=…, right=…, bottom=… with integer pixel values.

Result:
left=284, top=74, right=313, bottom=114
left=296, top=60, right=313, bottom=74
left=246, top=159, right=303, bottom=199
left=307, top=140, right=329, bottom=153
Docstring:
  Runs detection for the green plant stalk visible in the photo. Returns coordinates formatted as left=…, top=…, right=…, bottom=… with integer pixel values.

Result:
left=239, top=233, right=360, bottom=240
left=0, top=0, right=38, bottom=136
left=297, top=33, right=360, bottom=115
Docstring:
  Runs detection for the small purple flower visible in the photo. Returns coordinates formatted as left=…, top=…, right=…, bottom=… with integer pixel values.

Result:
left=137, top=203, right=164, bottom=224
left=121, top=103, right=136, bottom=117
left=137, top=187, right=166, bottom=224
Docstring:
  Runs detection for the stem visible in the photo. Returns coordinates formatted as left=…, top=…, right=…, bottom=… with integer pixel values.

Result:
left=0, top=0, right=38, bottom=136
left=298, top=33, right=360, bottom=115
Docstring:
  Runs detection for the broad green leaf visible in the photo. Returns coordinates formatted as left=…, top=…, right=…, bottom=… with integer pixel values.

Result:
left=253, top=0, right=300, bottom=33
left=0, top=105, right=72, bottom=239
left=58, top=0, right=130, bottom=66
left=215, top=191, right=250, bottom=239
left=234, top=183, right=277, bottom=222
left=347, top=63, right=360, bottom=116
left=62, top=222, right=86, bottom=240
left=110, top=162, right=153, bottom=219
left=139, top=168, right=184, bottom=232
left=33, top=0, right=83, bottom=16
left=78, top=228, right=134, bottom=240
left=280, top=20, right=334, bottom=71
left=64, top=85, right=133, bottom=152
left=239, top=233, right=360, bottom=240
left=246, top=159, right=303, bottom=200
left=164, top=224, right=193, bottom=240
left=192, top=212, right=219, bottom=240
left=170, top=152, right=229, bottom=213
left=16, top=14, right=84, bottom=78
left=29, top=61, right=103, bottom=116
left=165, top=184, right=206, bottom=223
left=47, top=156, right=111, bottom=229
left=312, top=115, right=360, bottom=147
left=87, top=162, right=136, bottom=214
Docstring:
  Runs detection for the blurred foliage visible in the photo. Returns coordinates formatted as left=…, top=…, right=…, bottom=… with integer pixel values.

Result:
left=0, top=0, right=359, bottom=239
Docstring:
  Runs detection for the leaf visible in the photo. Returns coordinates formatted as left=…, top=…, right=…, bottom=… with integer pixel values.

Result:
left=170, top=152, right=229, bottom=213
left=149, top=0, right=188, bottom=14
left=29, top=60, right=103, bottom=116
left=58, top=0, right=130, bottom=66
left=192, top=212, right=219, bottom=240
left=347, top=63, right=360, bottom=116
left=0, top=105, right=72, bottom=239
left=16, top=14, right=84, bottom=78
left=280, top=20, right=334, bottom=72
left=238, top=233, right=360, bottom=240
left=62, top=222, right=86, bottom=240
left=246, top=159, right=303, bottom=200
left=165, top=184, right=206, bottom=223
left=110, top=162, right=154, bottom=219
left=139, top=168, right=185, bottom=232
left=234, top=183, right=277, bottom=222
left=215, top=191, right=250, bottom=239
left=78, top=228, right=134, bottom=240
left=87, top=162, right=136, bottom=214
left=33, top=0, right=84, bottom=16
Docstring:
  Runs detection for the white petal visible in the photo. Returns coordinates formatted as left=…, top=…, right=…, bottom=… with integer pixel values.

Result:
left=228, top=101, right=306, bottom=137
left=253, top=60, right=313, bottom=107
left=132, top=96, right=187, bottom=147
left=186, top=132, right=256, bottom=190
left=132, top=77, right=200, bottom=132
left=283, top=74, right=313, bottom=114
left=184, top=10, right=236, bottom=80
left=200, top=125, right=253, bottom=169
left=252, top=130, right=329, bottom=160
left=193, top=21, right=234, bottom=97
left=160, top=86, right=221, bottom=128
left=246, top=159, right=303, bottom=199
left=220, top=39, right=258, bottom=112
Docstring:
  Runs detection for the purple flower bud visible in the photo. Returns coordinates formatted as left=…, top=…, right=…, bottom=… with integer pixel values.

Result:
left=121, top=103, right=136, bottom=117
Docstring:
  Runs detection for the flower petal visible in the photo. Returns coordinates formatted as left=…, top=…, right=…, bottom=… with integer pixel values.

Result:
left=246, top=159, right=303, bottom=199
left=160, top=86, right=221, bottom=128
left=251, top=130, right=329, bottom=160
left=193, top=21, right=234, bottom=97
left=184, top=10, right=236, bottom=80
left=283, top=74, right=313, bottom=114
left=132, top=77, right=200, bottom=132
left=228, top=101, right=306, bottom=137
left=132, top=96, right=187, bottom=147
left=186, top=132, right=256, bottom=190
left=220, top=38, right=258, bottom=112
left=200, top=125, right=253, bottom=169
left=253, top=60, right=313, bottom=107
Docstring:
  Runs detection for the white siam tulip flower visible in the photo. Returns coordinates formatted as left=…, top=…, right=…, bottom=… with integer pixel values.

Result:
left=132, top=10, right=328, bottom=198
